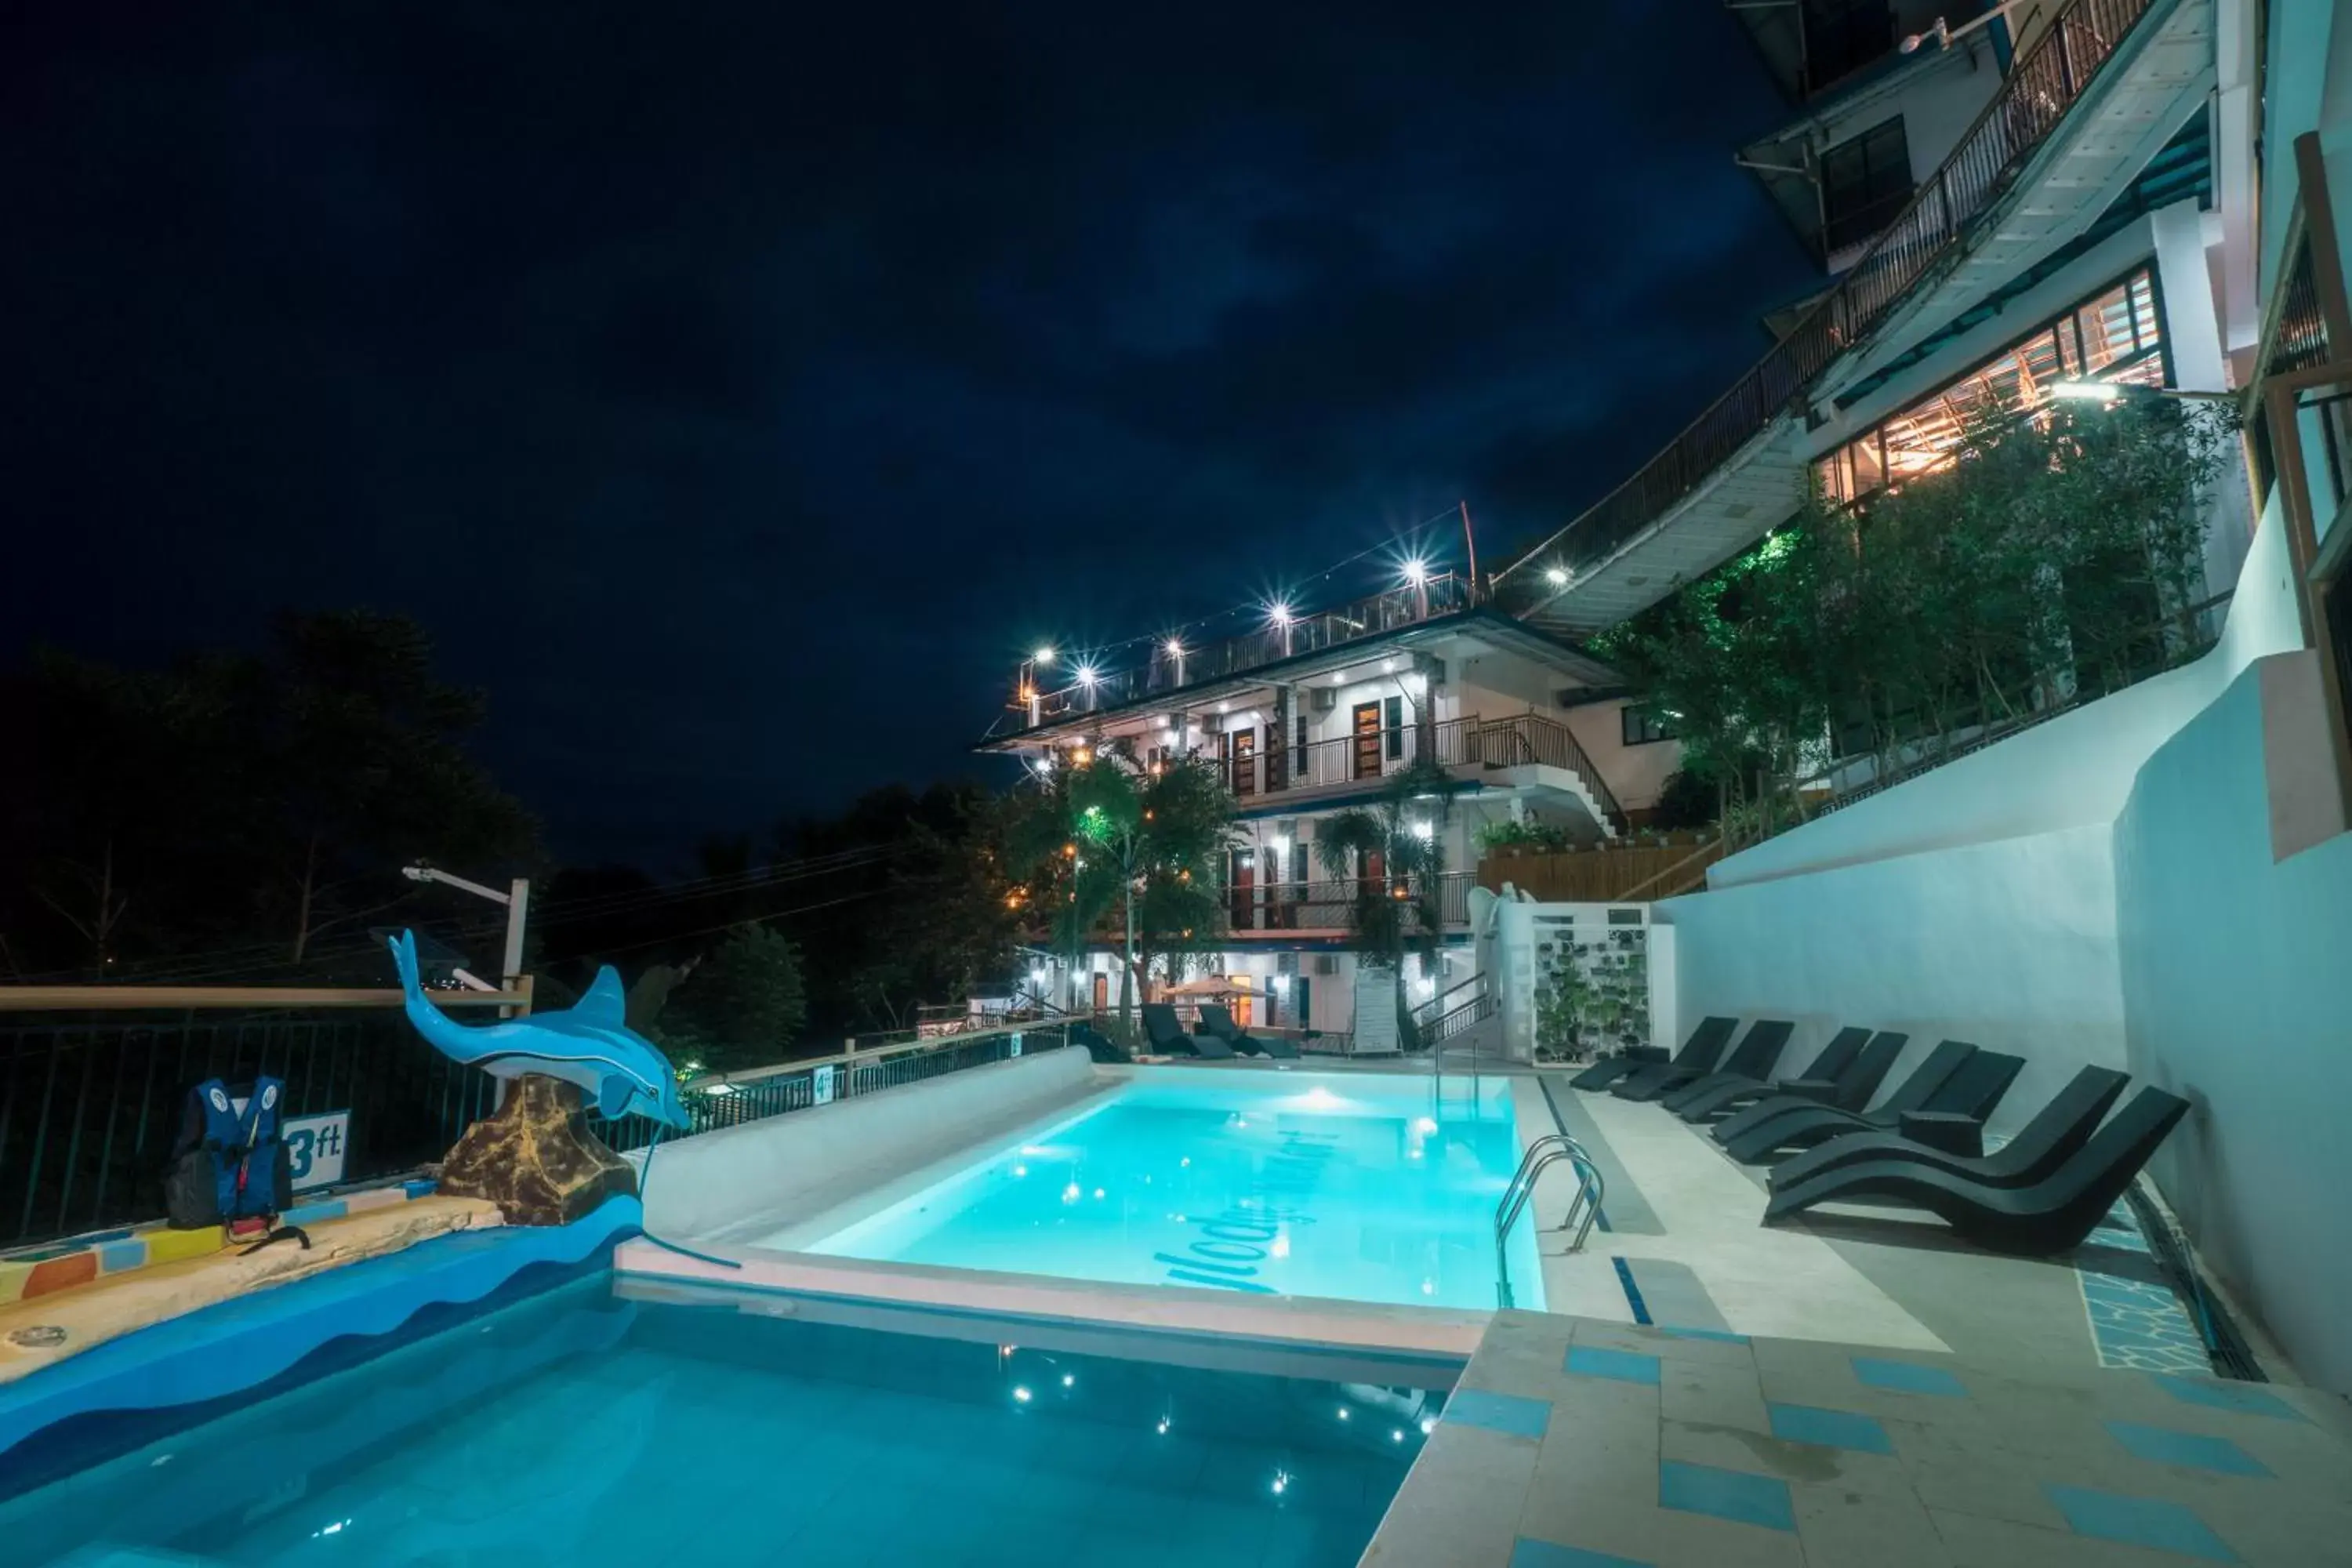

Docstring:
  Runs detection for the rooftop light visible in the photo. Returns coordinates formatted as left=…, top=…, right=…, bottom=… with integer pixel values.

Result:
left=1402, top=557, right=1428, bottom=585
left=1076, top=664, right=1098, bottom=686
left=1268, top=601, right=1294, bottom=627
left=1544, top=565, right=1570, bottom=587
left=1165, top=638, right=1185, bottom=655
left=2051, top=379, right=2122, bottom=403
left=1034, top=647, right=1056, bottom=666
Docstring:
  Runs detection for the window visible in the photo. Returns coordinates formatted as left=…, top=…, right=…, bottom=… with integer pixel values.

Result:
left=1383, top=695, right=1404, bottom=760
left=1622, top=706, right=1679, bottom=746
left=1816, top=267, right=2169, bottom=505
left=1821, top=118, right=1912, bottom=254
left=1293, top=715, right=1309, bottom=777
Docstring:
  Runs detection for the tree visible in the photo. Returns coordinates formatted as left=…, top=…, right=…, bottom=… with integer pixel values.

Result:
left=1005, top=750, right=1237, bottom=1026
left=1595, top=396, right=2231, bottom=844
left=655, top=924, right=808, bottom=1073
left=1313, top=757, right=1459, bottom=1050
left=13, top=613, right=535, bottom=979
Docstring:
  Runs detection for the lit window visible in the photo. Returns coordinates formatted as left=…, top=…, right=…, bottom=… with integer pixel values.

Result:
left=1813, top=266, right=2168, bottom=506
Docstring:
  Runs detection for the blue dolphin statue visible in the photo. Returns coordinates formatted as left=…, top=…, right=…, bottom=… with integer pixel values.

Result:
left=388, top=930, right=691, bottom=1127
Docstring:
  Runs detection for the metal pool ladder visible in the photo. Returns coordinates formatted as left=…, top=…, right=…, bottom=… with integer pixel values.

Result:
left=1494, top=1134, right=1604, bottom=1309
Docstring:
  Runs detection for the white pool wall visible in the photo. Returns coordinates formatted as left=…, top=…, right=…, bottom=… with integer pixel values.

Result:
left=635, top=1047, right=1103, bottom=1243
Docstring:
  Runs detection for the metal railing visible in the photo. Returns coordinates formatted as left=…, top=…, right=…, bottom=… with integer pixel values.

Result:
left=0, top=1011, right=497, bottom=1249
left=1011, top=574, right=1475, bottom=729
left=1495, top=1133, right=1604, bottom=1309
left=1498, top=0, right=2164, bottom=592
left=1410, top=971, right=1486, bottom=1029
left=1224, top=711, right=1624, bottom=828
left=1424, top=989, right=1497, bottom=1048
left=595, top=1022, right=1077, bottom=1154
left=1225, top=870, right=1476, bottom=934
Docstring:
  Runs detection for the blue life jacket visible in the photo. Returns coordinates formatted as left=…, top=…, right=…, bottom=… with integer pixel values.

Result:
left=183, top=1076, right=290, bottom=1223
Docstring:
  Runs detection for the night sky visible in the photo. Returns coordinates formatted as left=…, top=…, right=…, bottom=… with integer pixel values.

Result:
left=3, top=4, right=1817, bottom=867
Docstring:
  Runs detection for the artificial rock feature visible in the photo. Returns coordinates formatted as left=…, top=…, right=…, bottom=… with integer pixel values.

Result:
left=437, top=1074, right=637, bottom=1226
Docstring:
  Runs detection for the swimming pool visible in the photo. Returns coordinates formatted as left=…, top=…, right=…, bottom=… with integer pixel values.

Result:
left=803, top=1070, right=1544, bottom=1311
left=0, top=1269, right=1446, bottom=1566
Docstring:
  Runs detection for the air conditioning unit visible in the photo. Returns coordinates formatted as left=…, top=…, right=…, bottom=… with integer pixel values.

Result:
left=1313, top=955, right=1339, bottom=976
left=1310, top=687, right=1338, bottom=713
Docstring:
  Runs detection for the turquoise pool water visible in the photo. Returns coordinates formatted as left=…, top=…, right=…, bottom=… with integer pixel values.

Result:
left=805, top=1071, right=1544, bottom=1310
left=0, top=1271, right=1443, bottom=1566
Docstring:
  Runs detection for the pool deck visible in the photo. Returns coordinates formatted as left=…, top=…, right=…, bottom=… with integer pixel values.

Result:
left=1365, top=1308, right=2352, bottom=1567
left=1355, top=1069, right=2352, bottom=1566
left=1516, top=1072, right=2274, bottom=1377
left=0, top=1195, right=503, bottom=1388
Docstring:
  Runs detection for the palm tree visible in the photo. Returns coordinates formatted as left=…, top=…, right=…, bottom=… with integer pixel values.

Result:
left=1313, top=757, right=1458, bottom=1051
left=1010, top=747, right=1237, bottom=1026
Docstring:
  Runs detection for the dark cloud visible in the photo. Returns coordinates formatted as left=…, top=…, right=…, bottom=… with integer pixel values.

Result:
left=2, top=2, right=1814, bottom=866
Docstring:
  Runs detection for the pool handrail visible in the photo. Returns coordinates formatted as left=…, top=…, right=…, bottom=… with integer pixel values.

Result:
left=1494, top=1132, right=1604, bottom=1309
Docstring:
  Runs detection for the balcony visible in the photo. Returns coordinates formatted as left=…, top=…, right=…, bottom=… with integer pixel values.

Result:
left=1222, top=870, right=1478, bottom=938
left=1216, top=712, right=1624, bottom=834
left=996, top=573, right=1476, bottom=737
left=1497, top=0, right=2212, bottom=635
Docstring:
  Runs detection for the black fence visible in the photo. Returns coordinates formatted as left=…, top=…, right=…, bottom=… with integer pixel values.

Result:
left=0, top=1012, right=495, bottom=1250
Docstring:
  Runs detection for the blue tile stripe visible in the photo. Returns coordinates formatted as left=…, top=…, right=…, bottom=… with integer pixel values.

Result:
left=1851, top=1356, right=1968, bottom=1398
left=1659, top=1460, right=1795, bottom=1532
left=1512, top=1541, right=1655, bottom=1568
left=1610, top=1257, right=1651, bottom=1324
left=2152, top=1374, right=2305, bottom=1422
left=1768, top=1403, right=1894, bottom=1455
left=1446, top=1389, right=1553, bottom=1439
left=2045, top=1484, right=2238, bottom=1561
left=2105, top=1421, right=2271, bottom=1476
left=1566, top=1346, right=1661, bottom=1385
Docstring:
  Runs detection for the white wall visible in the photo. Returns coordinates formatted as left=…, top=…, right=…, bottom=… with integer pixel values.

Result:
left=639, top=1048, right=1101, bottom=1243
left=1563, top=700, right=1682, bottom=814
left=1652, top=497, right=2352, bottom=1388
left=2113, top=652, right=2352, bottom=1393
left=1663, top=821, right=2127, bottom=1136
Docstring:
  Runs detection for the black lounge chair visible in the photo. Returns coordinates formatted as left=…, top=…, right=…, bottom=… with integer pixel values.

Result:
left=1573, top=1016, right=1733, bottom=1093
left=1762, top=1087, right=2190, bottom=1255
left=1722, top=1046, right=2023, bottom=1165
left=1069, top=1022, right=1134, bottom=1065
left=1197, top=1003, right=1301, bottom=1059
left=1768, top=1065, right=2131, bottom=1193
left=1615, top=1019, right=1792, bottom=1102
left=1142, top=1004, right=1233, bottom=1059
left=1711, top=1034, right=1946, bottom=1149
left=1666, top=1025, right=1871, bottom=1122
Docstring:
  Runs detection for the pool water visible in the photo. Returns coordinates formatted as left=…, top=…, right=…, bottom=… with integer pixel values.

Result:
left=1, top=1272, right=1444, bottom=1567
left=804, top=1071, right=1544, bottom=1311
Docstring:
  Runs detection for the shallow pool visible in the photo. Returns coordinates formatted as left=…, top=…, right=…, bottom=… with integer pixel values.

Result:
left=804, top=1070, right=1544, bottom=1310
left=0, top=1270, right=1444, bottom=1566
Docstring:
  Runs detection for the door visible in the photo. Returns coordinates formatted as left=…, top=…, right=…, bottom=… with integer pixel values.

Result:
left=1352, top=702, right=1382, bottom=779
left=1230, top=849, right=1256, bottom=929
left=1230, top=728, right=1258, bottom=797
left=1092, top=973, right=1109, bottom=1014
left=1294, top=975, right=1312, bottom=1034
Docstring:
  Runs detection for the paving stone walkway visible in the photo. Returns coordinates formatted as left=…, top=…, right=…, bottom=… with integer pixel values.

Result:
left=1361, top=1311, right=2352, bottom=1567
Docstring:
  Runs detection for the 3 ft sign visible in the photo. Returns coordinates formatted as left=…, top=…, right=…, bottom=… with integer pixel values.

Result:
left=227, top=1095, right=350, bottom=1194
left=283, top=1111, right=350, bottom=1192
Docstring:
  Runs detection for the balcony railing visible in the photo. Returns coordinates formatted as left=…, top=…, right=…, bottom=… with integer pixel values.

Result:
left=1225, top=870, right=1478, bottom=935
left=1011, top=573, right=1475, bottom=730
left=1219, top=711, right=1624, bottom=827
left=1497, top=0, right=2163, bottom=595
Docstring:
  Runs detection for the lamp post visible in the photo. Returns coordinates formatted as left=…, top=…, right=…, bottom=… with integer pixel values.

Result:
left=401, top=865, right=531, bottom=1015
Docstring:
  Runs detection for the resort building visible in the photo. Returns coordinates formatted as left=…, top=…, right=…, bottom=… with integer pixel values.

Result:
left=978, top=572, right=1682, bottom=1040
